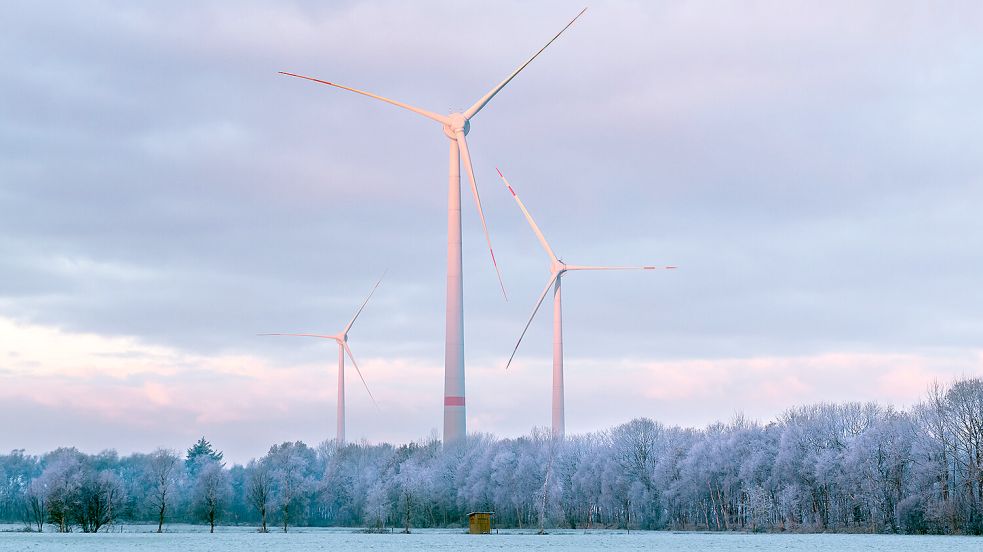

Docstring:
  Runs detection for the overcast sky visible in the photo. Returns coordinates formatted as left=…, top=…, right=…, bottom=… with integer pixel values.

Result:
left=2, top=1, right=982, bottom=463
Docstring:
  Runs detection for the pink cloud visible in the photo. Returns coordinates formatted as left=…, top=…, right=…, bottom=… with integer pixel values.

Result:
left=3, top=315, right=982, bottom=461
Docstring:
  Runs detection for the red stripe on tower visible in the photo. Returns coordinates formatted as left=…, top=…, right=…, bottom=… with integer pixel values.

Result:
left=444, top=396, right=466, bottom=407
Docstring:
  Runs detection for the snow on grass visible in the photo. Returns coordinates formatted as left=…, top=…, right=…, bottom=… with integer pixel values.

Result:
left=0, top=527, right=980, bottom=552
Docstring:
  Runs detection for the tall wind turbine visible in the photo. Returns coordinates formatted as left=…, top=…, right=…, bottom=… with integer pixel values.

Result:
left=279, top=9, right=586, bottom=446
left=497, top=169, right=676, bottom=438
left=259, top=274, right=384, bottom=445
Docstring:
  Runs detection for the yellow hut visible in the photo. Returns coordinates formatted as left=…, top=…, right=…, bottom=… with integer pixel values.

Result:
left=467, top=512, right=494, bottom=534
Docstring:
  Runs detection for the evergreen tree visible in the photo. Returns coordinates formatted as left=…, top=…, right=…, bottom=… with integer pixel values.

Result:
left=186, top=437, right=224, bottom=476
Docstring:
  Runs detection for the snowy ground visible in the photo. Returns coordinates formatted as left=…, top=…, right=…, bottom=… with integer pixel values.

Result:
left=0, top=526, right=979, bottom=551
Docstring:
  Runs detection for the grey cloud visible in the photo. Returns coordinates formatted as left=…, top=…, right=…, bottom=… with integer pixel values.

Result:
left=2, top=1, right=983, bottom=450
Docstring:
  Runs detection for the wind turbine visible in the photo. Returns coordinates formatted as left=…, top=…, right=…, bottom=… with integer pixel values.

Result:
left=497, top=169, right=676, bottom=438
left=259, top=274, right=384, bottom=445
left=279, top=8, right=587, bottom=446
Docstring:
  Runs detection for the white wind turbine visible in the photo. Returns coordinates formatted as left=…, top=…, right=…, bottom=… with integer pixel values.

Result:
left=279, top=8, right=586, bottom=446
left=259, top=274, right=384, bottom=445
left=497, top=169, right=676, bottom=438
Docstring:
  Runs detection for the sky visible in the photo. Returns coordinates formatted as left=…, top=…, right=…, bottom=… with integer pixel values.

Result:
left=2, top=0, right=983, bottom=464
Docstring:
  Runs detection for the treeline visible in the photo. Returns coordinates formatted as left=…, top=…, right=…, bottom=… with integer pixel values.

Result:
left=1, top=377, right=982, bottom=535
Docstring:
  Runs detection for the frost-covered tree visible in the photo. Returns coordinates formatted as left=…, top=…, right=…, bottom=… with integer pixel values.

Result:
left=29, top=448, right=124, bottom=533
left=25, top=477, right=47, bottom=531
left=186, top=437, right=224, bottom=477
left=246, top=458, right=273, bottom=532
left=609, top=418, right=665, bottom=529
left=75, top=468, right=124, bottom=533
left=191, top=459, right=232, bottom=532
left=0, top=449, right=38, bottom=527
left=3, top=376, right=983, bottom=535
left=226, top=464, right=250, bottom=525
left=144, top=448, right=180, bottom=533
left=36, top=448, right=85, bottom=532
left=266, top=441, right=316, bottom=532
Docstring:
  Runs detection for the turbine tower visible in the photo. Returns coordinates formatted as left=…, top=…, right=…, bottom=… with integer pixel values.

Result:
left=259, top=274, right=383, bottom=445
left=280, top=9, right=586, bottom=446
left=497, top=169, right=675, bottom=438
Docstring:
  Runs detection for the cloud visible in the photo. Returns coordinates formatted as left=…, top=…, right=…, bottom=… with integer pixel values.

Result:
left=2, top=1, right=983, bottom=458
left=4, top=315, right=981, bottom=462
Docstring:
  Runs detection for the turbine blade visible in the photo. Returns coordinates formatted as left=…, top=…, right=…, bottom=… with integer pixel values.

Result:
left=344, top=270, right=387, bottom=335
left=565, top=265, right=677, bottom=271
left=344, top=342, right=379, bottom=410
left=497, top=168, right=557, bottom=262
left=505, top=273, right=558, bottom=370
left=456, top=131, right=508, bottom=301
left=463, top=7, right=587, bottom=120
left=279, top=72, right=450, bottom=125
left=257, top=333, right=336, bottom=340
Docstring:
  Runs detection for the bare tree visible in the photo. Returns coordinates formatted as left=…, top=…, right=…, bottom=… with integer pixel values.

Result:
left=35, top=449, right=85, bottom=533
left=75, top=470, right=124, bottom=533
left=246, top=458, right=273, bottom=533
left=267, top=442, right=316, bottom=532
left=945, top=378, right=983, bottom=532
left=531, top=428, right=562, bottom=534
left=918, top=381, right=958, bottom=531
left=25, top=478, right=46, bottom=532
left=191, top=459, right=231, bottom=533
left=144, top=449, right=180, bottom=533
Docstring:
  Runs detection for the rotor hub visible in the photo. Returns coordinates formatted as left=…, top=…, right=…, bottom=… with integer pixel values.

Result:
left=443, top=113, right=470, bottom=139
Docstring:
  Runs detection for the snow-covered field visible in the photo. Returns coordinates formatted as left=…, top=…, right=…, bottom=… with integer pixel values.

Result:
left=0, top=526, right=979, bottom=552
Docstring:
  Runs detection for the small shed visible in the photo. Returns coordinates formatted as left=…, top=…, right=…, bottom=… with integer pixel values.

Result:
left=467, top=512, right=494, bottom=534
